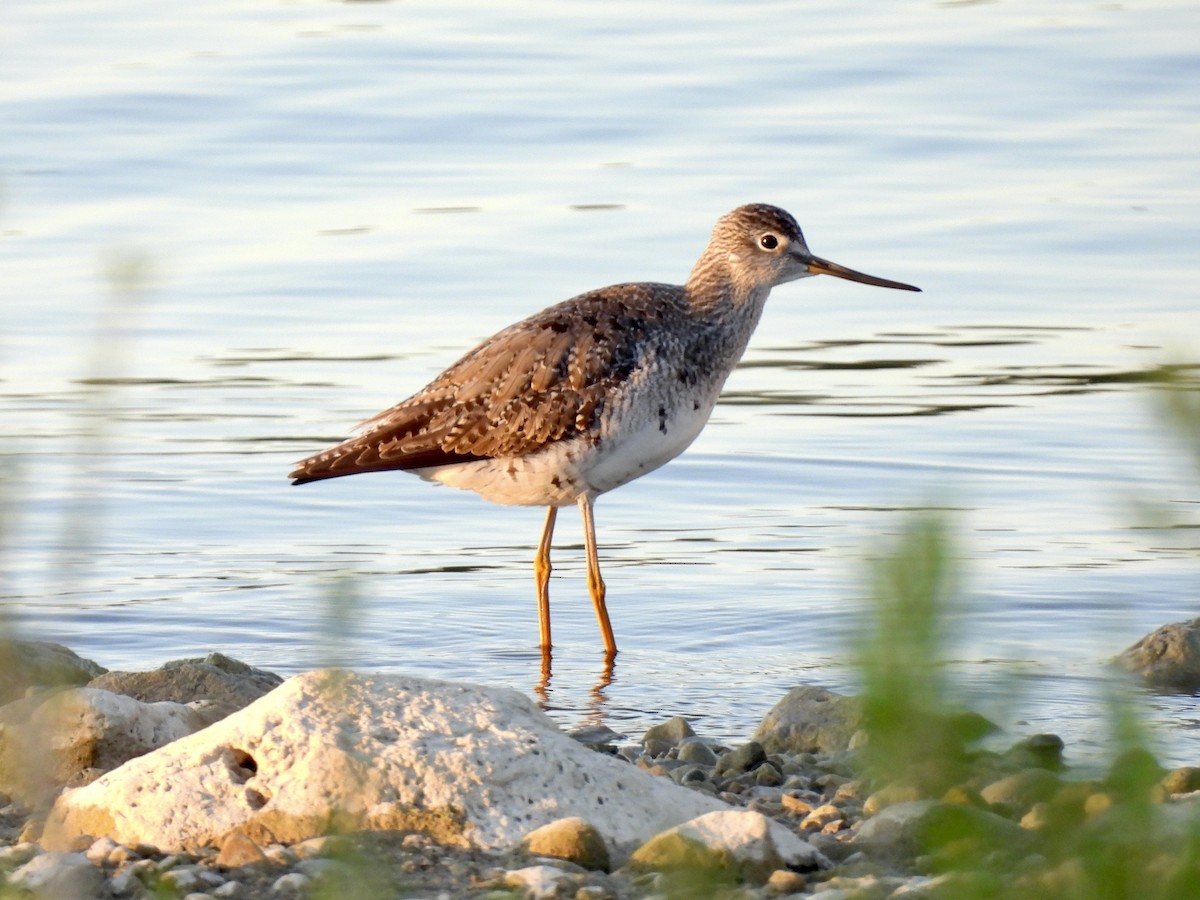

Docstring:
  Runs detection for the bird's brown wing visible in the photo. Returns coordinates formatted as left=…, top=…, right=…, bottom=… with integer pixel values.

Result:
left=289, top=285, right=676, bottom=484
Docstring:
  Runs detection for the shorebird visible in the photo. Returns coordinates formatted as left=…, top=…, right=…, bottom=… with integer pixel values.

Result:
left=291, top=204, right=919, bottom=660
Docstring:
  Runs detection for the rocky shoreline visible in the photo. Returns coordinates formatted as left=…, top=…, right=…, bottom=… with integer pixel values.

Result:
left=1, top=628, right=1199, bottom=899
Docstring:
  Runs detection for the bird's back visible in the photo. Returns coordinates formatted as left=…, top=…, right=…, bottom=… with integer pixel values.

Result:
left=289, top=282, right=698, bottom=485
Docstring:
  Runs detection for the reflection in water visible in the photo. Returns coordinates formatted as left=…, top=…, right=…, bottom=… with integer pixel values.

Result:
left=534, top=649, right=617, bottom=732
left=724, top=326, right=1200, bottom=418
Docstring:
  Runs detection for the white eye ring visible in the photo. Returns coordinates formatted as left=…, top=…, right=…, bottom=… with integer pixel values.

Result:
left=759, top=233, right=780, bottom=251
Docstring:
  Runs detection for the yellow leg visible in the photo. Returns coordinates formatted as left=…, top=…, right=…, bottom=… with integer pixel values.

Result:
left=577, top=494, right=617, bottom=659
left=534, top=506, right=557, bottom=657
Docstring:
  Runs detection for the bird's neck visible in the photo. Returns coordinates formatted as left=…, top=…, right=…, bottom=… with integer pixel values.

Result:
left=682, top=255, right=773, bottom=370
left=684, top=252, right=771, bottom=325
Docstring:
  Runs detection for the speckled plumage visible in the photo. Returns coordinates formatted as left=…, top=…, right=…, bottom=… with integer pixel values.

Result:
left=291, top=204, right=919, bottom=659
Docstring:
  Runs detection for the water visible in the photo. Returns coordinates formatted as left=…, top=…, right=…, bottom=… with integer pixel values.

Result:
left=2, top=0, right=1199, bottom=764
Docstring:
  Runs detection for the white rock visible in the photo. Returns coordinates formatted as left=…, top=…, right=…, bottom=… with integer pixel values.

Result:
left=295, top=857, right=346, bottom=880
left=163, top=864, right=223, bottom=892
left=631, top=808, right=825, bottom=878
left=0, top=686, right=201, bottom=802
left=272, top=871, right=311, bottom=894
left=43, top=671, right=816, bottom=863
left=109, top=865, right=141, bottom=896
left=504, top=864, right=578, bottom=899
left=0, top=841, right=40, bottom=866
left=10, top=850, right=103, bottom=898
left=854, top=799, right=937, bottom=843
left=86, top=834, right=122, bottom=864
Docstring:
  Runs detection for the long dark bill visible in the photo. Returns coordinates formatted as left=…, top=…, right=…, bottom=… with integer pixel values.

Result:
left=807, top=255, right=921, bottom=292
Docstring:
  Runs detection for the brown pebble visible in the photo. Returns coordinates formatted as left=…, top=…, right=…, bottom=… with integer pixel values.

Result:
left=17, top=818, right=44, bottom=844
left=216, top=829, right=268, bottom=868
left=522, top=817, right=611, bottom=872
left=781, top=794, right=813, bottom=816
left=1084, top=792, right=1113, bottom=817
left=1161, top=766, right=1200, bottom=795
left=765, top=868, right=807, bottom=894
left=801, top=803, right=842, bottom=831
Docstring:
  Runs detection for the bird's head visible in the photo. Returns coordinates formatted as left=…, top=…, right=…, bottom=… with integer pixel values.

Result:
left=709, top=203, right=920, bottom=294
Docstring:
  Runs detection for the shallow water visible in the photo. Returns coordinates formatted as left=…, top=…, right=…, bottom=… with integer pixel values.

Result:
left=2, top=0, right=1199, bottom=763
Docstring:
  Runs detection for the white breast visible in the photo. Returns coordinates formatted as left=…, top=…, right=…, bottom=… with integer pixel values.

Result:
left=580, top=393, right=716, bottom=494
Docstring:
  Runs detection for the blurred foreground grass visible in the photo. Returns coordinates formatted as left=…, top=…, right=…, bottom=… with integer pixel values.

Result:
left=855, top=503, right=1200, bottom=897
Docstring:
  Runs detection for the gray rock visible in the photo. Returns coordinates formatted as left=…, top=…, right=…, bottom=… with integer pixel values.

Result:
left=854, top=799, right=936, bottom=850
left=10, top=850, right=103, bottom=898
left=676, top=738, right=718, bottom=766
left=85, top=835, right=122, bottom=864
left=1003, top=733, right=1065, bottom=771
left=271, top=871, right=311, bottom=895
left=0, top=842, right=41, bottom=867
left=863, top=781, right=922, bottom=817
left=504, top=864, right=580, bottom=898
left=88, top=652, right=283, bottom=726
left=715, top=741, right=766, bottom=776
left=0, top=640, right=106, bottom=705
left=1114, top=618, right=1200, bottom=690
left=642, top=716, right=696, bottom=748
left=979, top=768, right=1063, bottom=813
left=161, top=864, right=205, bottom=892
left=857, top=800, right=1030, bottom=864
left=628, top=809, right=827, bottom=882
left=669, top=764, right=710, bottom=787
left=754, top=762, right=782, bottom=787
left=522, top=816, right=611, bottom=872
left=752, top=685, right=862, bottom=754
left=568, top=724, right=626, bottom=749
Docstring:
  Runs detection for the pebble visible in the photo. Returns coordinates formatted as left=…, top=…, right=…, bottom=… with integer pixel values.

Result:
left=642, top=716, right=695, bottom=747
left=801, top=803, right=845, bottom=832
left=716, top=740, right=767, bottom=776
left=504, top=864, right=579, bottom=898
left=676, top=738, right=719, bottom=766
left=85, top=835, right=121, bottom=864
left=162, top=863, right=221, bottom=893
left=10, top=851, right=103, bottom=897
left=216, top=830, right=268, bottom=868
left=781, top=793, right=814, bottom=816
left=271, top=871, right=311, bottom=894
left=765, top=868, right=807, bottom=893
left=0, top=841, right=39, bottom=867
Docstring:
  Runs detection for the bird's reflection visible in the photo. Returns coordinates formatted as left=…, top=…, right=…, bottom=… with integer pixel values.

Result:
left=534, top=648, right=616, bottom=731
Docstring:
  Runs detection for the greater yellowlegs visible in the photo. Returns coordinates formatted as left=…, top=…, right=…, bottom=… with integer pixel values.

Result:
left=291, top=204, right=919, bottom=660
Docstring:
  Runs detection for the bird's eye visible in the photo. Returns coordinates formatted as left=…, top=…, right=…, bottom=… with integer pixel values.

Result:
left=759, top=233, right=780, bottom=251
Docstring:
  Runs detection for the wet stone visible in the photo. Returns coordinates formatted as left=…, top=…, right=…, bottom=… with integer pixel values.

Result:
left=755, top=762, right=783, bottom=787
left=676, top=738, right=719, bottom=766
left=271, top=871, right=311, bottom=895
left=642, top=716, right=696, bottom=748
left=1161, top=766, right=1200, bottom=795
left=716, top=741, right=767, bottom=776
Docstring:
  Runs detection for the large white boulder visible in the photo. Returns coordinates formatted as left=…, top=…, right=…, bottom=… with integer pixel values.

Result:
left=42, top=671, right=824, bottom=866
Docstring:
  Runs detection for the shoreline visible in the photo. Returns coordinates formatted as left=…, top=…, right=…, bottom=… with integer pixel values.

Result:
left=2, top=638, right=1199, bottom=898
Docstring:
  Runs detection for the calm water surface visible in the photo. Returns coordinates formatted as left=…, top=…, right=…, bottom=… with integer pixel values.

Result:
left=3, top=1, right=1199, bottom=763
